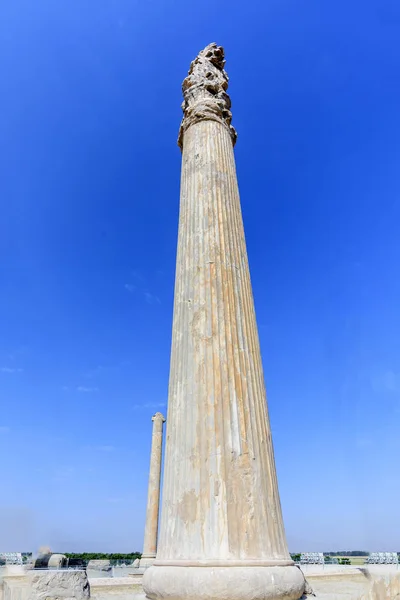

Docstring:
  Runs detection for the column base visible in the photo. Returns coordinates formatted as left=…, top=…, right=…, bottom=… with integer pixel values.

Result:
left=140, top=555, right=157, bottom=569
left=143, top=563, right=305, bottom=600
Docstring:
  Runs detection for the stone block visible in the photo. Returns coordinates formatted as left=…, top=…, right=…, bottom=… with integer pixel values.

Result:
left=27, top=571, right=89, bottom=600
left=86, top=563, right=111, bottom=573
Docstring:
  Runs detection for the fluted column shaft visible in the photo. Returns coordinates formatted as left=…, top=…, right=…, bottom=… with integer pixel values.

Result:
left=141, top=412, right=165, bottom=567
left=143, top=42, right=304, bottom=600
left=156, top=118, right=288, bottom=562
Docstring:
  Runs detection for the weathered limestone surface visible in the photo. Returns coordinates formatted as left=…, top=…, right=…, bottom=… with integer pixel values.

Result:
left=140, top=413, right=166, bottom=568
left=143, top=43, right=305, bottom=600
left=177, top=43, right=237, bottom=149
left=27, top=571, right=90, bottom=600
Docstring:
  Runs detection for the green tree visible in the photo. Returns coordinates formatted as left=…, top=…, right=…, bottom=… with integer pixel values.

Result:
left=63, top=552, right=142, bottom=566
left=290, top=554, right=301, bottom=563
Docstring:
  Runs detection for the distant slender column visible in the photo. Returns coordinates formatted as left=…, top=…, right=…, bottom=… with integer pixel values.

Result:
left=140, top=412, right=166, bottom=568
left=143, top=43, right=305, bottom=600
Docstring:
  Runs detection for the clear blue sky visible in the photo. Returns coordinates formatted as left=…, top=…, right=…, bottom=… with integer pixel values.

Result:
left=1, top=0, right=399, bottom=553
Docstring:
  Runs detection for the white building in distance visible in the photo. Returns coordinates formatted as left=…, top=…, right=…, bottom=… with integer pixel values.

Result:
left=0, top=553, right=23, bottom=565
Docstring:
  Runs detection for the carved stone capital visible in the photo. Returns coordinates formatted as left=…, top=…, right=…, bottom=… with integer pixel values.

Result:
left=152, top=412, right=166, bottom=423
left=178, top=43, right=237, bottom=149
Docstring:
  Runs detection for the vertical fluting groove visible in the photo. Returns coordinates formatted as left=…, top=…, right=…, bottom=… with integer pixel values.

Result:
left=205, top=127, right=214, bottom=554
left=216, top=125, right=239, bottom=555
left=220, top=126, right=255, bottom=556
left=179, top=132, right=192, bottom=556
left=213, top=127, right=232, bottom=556
left=214, top=141, right=229, bottom=557
left=180, top=147, right=189, bottom=550
left=183, top=122, right=196, bottom=556
left=211, top=128, right=222, bottom=551
left=213, top=123, right=241, bottom=555
left=178, top=142, right=190, bottom=555
left=182, top=142, right=192, bottom=550
left=221, top=123, right=247, bottom=552
left=199, top=123, right=208, bottom=555
left=207, top=127, right=219, bottom=554
left=175, top=141, right=186, bottom=556
left=193, top=121, right=202, bottom=556
left=211, top=125, right=230, bottom=557
left=206, top=126, right=214, bottom=551
left=218, top=124, right=242, bottom=459
left=180, top=130, right=190, bottom=556
left=221, top=127, right=253, bottom=460
left=214, top=125, right=234, bottom=459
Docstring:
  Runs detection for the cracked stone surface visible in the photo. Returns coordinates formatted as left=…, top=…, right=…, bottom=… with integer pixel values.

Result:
left=27, top=571, right=89, bottom=600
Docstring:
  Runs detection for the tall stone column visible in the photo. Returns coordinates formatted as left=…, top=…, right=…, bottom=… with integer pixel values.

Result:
left=140, top=412, right=166, bottom=568
left=143, top=44, right=304, bottom=600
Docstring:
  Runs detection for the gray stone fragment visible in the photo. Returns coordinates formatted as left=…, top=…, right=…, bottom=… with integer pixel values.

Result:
left=27, top=570, right=90, bottom=600
left=86, top=561, right=111, bottom=572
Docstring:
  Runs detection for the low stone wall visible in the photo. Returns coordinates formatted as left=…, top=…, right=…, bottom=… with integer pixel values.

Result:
left=303, top=565, right=400, bottom=600
left=1, top=566, right=399, bottom=600
left=89, top=577, right=145, bottom=600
